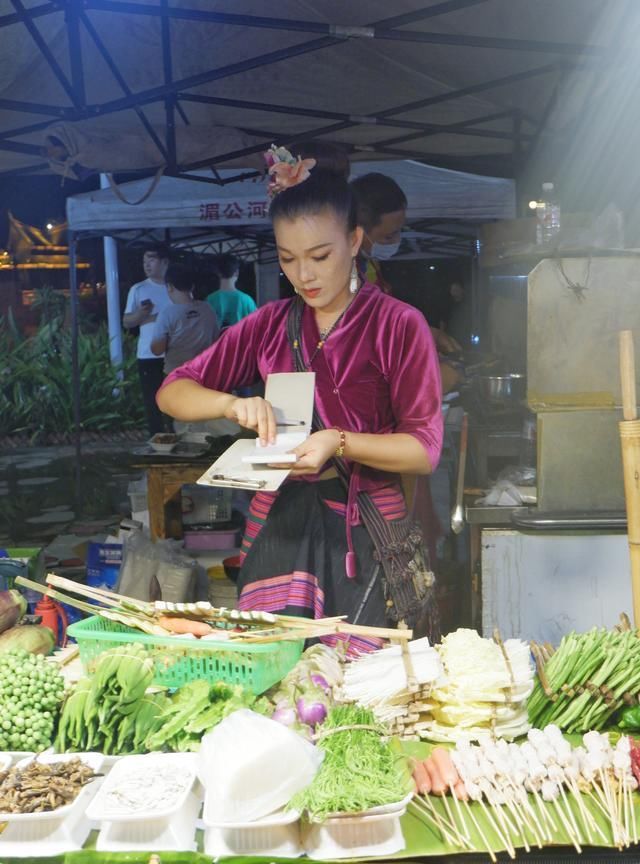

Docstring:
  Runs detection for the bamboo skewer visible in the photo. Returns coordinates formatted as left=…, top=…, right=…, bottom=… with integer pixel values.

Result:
left=478, top=798, right=509, bottom=860
left=618, top=330, right=640, bottom=626
left=502, top=781, right=542, bottom=847
left=568, top=780, right=607, bottom=844
left=511, top=794, right=544, bottom=849
left=447, top=784, right=472, bottom=845
left=17, top=573, right=413, bottom=645
left=531, top=788, right=556, bottom=838
left=474, top=796, right=514, bottom=857
left=438, top=793, right=468, bottom=848
left=558, top=783, right=582, bottom=848
left=464, top=801, right=497, bottom=863
left=550, top=797, right=582, bottom=853
left=409, top=797, right=460, bottom=848
left=630, top=779, right=638, bottom=844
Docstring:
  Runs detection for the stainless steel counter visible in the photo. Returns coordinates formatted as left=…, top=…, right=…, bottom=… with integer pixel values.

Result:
left=465, top=504, right=527, bottom=526
left=465, top=505, right=627, bottom=531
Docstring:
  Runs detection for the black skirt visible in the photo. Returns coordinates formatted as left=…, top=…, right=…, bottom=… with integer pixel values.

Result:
left=237, top=479, right=389, bottom=654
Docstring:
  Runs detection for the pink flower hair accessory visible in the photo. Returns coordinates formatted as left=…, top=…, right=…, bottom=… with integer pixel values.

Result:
left=264, top=144, right=316, bottom=197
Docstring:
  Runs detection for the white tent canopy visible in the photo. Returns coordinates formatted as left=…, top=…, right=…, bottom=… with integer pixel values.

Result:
left=67, top=159, right=515, bottom=232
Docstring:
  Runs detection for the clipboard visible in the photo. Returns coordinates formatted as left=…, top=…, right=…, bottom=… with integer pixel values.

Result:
left=197, top=372, right=315, bottom=491
left=197, top=439, right=291, bottom=491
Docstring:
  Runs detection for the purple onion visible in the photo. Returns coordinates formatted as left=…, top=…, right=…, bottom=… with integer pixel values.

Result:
left=296, top=697, right=327, bottom=728
left=272, top=706, right=297, bottom=727
left=310, top=674, right=331, bottom=693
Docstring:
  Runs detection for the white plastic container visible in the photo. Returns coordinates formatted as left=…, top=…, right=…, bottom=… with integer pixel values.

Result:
left=86, top=753, right=200, bottom=852
left=302, top=809, right=407, bottom=859
left=127, top=477, right=148, bottom=512
left=0, top=752, right=16, bottom=770
left=204, top=808, right=302, bottom=858
left=301, top=793, right=412, bottom=860
left=0, top=752, right=104, bottom=858
left=96, top=790, right=201, bottom=852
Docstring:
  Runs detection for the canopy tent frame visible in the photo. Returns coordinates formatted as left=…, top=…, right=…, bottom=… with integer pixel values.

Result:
left=0, top=0, right=610, bottom=180
left=0, top=0, right=626, bottom=457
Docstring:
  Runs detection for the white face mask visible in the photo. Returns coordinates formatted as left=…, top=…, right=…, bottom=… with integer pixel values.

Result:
left=369, top=239, right=401, bottom=260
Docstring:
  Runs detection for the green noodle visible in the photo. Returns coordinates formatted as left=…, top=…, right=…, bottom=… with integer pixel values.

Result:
left=290, top=705, right=412, bottom=822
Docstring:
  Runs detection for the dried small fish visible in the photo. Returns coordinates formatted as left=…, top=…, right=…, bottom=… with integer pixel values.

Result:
left=0, top=759, right=97, bottom=814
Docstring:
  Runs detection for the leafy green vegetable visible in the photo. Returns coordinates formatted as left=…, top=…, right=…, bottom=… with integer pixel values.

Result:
left=617, top=705, right=640, bottom=731
left=144, top=680, right=260, bottom=752
left=528, top=627, right=640, bottom=732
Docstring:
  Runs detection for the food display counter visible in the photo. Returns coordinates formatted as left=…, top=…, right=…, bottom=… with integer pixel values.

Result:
left=0, top=571, right=639, bottom=863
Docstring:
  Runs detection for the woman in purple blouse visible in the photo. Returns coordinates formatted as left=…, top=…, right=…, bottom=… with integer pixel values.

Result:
left=158, top=159, right=443, bottom=650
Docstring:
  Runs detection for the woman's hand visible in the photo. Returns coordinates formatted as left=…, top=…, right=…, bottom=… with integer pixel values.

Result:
left=271, top=429, right=340, bottom=475
left=224, top=396, right=277, bottom=445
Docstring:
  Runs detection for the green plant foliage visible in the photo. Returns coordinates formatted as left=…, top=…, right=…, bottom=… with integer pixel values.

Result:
left=0, top=298, right=145, bottom=437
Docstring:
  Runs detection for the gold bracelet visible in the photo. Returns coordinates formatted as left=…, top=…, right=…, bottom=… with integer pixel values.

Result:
left=334, top=428, right=346, bottom=458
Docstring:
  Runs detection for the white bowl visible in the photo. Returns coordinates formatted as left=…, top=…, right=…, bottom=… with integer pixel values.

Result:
left=149, top=433, right=178, bottom=453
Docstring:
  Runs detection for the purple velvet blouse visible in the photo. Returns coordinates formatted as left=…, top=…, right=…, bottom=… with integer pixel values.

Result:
left=160, top=282, right=443, bottom=491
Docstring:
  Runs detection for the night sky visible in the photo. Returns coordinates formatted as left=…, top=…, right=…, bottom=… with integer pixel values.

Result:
left=0, top=174, right=99, bottom=246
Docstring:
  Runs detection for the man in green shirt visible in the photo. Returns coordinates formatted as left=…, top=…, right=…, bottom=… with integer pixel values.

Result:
left=206, top=253, right=257, bottom=329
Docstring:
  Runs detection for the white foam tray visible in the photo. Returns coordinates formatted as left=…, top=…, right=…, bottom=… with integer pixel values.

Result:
left=96, top=790, right=201, bottom=852
left=302, top=807, right=408, bottom=860
left=204, top=808, right=302, bottom=858
left=0, top=752, right=104, bottom=857
left=86, top=753, right=197, bottom=822
left=87, top=753, right=200, bottom=852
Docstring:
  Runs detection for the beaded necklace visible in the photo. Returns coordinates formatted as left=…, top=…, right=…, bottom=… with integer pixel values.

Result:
left=293, top=299, right=353, bottom=370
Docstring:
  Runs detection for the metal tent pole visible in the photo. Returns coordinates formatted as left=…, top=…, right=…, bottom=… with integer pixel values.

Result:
left=100, top=173, right=124, bottom=373
left=68, top=232, right=82, bottom=467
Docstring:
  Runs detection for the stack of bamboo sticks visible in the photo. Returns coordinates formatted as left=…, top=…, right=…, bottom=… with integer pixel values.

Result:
left=16, top=574, right=412, bottom=645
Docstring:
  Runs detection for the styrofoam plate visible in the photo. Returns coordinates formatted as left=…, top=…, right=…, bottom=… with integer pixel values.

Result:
left=205, top=807, right=300, bottom=829
left=302, top=809, right=406, bottom=859
left=86, top=753, right=197, bottom=823
left=1, top=750, right=38, bottom=763
left=0, top=752, right=103, bottom=822
left=321, top=791, right=414, bottom=820
left=203, top=808, right=302, bottom=858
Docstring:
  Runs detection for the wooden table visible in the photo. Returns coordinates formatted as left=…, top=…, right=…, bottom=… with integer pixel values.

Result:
left=132, top=456, right=214, bottom=540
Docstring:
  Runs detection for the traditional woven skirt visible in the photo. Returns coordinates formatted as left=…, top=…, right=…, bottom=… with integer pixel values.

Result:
left=237, top=478, right=407, bottom=654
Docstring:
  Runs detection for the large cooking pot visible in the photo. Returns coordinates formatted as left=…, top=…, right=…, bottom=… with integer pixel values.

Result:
left=476, top=373, right=526, bottom=404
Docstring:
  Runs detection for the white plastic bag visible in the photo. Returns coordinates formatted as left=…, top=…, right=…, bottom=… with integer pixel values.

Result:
left=199, top=709, right=323, bottom=823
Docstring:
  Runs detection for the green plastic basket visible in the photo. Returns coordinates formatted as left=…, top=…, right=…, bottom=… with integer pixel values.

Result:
left=68, top=615, right=303, bottom=694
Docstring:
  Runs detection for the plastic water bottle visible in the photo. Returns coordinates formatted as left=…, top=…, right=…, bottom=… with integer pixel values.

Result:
left=536, top=182, right=561, bottom=244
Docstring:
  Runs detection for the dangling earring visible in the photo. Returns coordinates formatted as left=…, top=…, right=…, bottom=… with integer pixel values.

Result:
left=349, top=259, right=359, bottom=295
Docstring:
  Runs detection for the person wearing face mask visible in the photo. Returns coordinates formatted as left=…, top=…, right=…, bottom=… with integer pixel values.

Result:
left=351, top=172, right=404, bottom=294
left=351, top=173, right=461, bottom=359
left=351, top=173, right=461, bottom=570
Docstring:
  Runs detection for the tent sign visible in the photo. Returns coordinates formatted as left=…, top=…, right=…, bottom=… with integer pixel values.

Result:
left=199, top=197, right=269, bottom=224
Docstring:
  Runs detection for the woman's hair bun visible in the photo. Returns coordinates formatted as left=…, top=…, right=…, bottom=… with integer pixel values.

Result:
left=290, top=140, right=350, bottom=180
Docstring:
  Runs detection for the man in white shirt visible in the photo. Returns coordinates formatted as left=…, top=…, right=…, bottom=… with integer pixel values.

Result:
left=123, top=244, right=173, bottom=435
